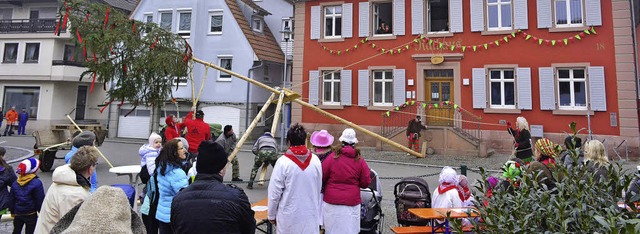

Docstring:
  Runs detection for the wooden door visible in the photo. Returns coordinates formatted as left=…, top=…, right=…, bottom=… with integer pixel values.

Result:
left=425, top=69, right=454, bottom=126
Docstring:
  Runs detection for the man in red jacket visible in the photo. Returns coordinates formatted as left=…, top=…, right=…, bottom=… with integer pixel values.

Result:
left=183, top=109, right=211, bottom=160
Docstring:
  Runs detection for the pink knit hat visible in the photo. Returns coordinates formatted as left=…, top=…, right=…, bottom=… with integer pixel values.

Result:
left=310, top=130, right=334, bottom=147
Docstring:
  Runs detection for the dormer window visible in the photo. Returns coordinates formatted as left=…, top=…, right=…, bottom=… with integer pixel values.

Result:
left=252, top=16, right=263, bottom=33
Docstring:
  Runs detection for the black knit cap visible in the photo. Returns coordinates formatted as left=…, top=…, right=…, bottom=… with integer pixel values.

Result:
left=197, top=141, right=228, bottom=174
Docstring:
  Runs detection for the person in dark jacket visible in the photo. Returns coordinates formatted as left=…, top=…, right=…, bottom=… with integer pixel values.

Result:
left=10, top=158, right=45, bottom=234
left=17, top=108, right=28, bottom=135
left=0, top=147, right=17, bottom=214
left=406, top=116, right=427, bottom=151
left=560, top=136, right=584, bottom=169
left=171, top=141, right=256, bottom=234
left=507, top=117, right=534, bottom=164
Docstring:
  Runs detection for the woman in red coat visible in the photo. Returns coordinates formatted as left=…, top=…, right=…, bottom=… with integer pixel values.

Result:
left=321, top=128, right=371, bottom=234
left=164, top=115, right=182, bottom=142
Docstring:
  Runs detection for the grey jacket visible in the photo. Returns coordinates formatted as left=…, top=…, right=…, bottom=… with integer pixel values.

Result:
left=252, top=133, right=278, bottom=155
left=216, top=134, right=237, bottom=154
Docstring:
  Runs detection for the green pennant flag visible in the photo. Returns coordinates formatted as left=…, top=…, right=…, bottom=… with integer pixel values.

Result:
left=591, top=27, right=597, bottom=34
left=517, top=29, right=522, bottom=32
left=439, top=43, right=444, bottom=49
left=462, top=46, right=466, bottom=52
left=360, top=39, right=365, bottom=44
left=538, top=39, right=543, bottom=45
left=420, top=35, right=425, bottom=39
left=453, top=104, right=459, bottom=109
left=526, top=35, right=532, bottom=40
left=365, top=38, right=369, bottom=42
left=503, top=36, right=508, bottom=42
left=483, top=44, right=488, bottom=49
left=429, top=40, right=434, bottom=45
left=389, top=50, right=393, bottom=54
left=551, top=40, right=556, bottom=46
left=411, top=101, right=415, bottom=105
left=450, top=45, right=455, bottom=51
left=434, top=104, right=439, bottom=108
left=405, top=101, right=409, bottom=105
left=413, top=39, right=418, bottom=43
left=473, top=45, right=477, bottom=51
left=445, top=101, right=450, bottom=105
left=494, top=40, right=500, bottom=46
left=323, top=47, right=327, bottom=50
left=511, top=32, right=516, bottom=38
left=395, top=107, right=399, bottom=111
left=563, top=39, right=568, bottom=45
left=381, top=48, right=385, bottom=53
left=386, top=111, right=390, bottom=116
left=337, top=51, right=341, bottom=55
left=575, top=35, right=581, bottom=40
left=584, top=29, right=590, bottom=35
left=397, top=48, right=401, bottom=53
left=330, top=50, right=334, bottom=54
left=354, top=45, right=358, bottom=49
left=405, top=45, right=410, bottom=50
left=372, top=44, right=376, bottom=48
left=422, top=103, right=427, bottom=108
left=345, top=49, right=349, bottom=53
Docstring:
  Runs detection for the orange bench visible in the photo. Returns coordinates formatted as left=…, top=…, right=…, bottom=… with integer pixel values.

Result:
left=391, top=225, right=474, bottom=234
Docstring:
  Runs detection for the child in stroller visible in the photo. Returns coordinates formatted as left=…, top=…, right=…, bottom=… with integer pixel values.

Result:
left=360, top=169, right=384, bottom=234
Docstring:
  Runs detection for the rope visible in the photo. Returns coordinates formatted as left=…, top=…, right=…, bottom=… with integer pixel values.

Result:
left=387, top=109, right=505, bottom=127
left=290, top=37, right=420, bottom=90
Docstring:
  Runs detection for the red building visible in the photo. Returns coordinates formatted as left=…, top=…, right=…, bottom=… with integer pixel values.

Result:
left=292, top=0, right=639, bottom=157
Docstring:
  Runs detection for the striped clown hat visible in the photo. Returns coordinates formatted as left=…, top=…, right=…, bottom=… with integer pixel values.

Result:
left=16, top=158, right=40, bottom=175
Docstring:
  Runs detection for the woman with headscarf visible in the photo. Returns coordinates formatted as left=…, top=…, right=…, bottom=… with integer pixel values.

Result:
left=432, top=167, right=462, bottom=209
left=534, top=138, right=562, bottom=167
left=507, top=117, right=534, bottom=164
left=321, top=128, right=371, bottom=234
left=310, top=130, right=334, bottom=162
left=456, top=175, right=475, bottom=207
left=163, top=115, right=182, bottom=142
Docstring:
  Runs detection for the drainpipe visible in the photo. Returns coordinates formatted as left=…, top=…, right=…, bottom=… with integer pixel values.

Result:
left=246, top=61, right=264, bottom=136
left=631, top=0, right=640, bottom=131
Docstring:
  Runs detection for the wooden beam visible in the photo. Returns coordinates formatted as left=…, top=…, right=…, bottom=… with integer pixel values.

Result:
left=65, top=115, right=116, bottom=167
left=227, top=93, right=276, bottom=162
left=271, top=92, right=285, bottom=135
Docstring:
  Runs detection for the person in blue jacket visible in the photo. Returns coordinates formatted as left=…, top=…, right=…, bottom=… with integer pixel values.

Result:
left=0, top=147, right=16, bottom=215
left=154, top=139, right=189, bottom=234
left=17, top=108, right=28, bottom=135
left=65, top=131, right=98, bottom=192
left=10, top=158, right=45, bottom=234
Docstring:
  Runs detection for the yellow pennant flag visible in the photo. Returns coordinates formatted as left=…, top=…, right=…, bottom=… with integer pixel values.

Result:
left=538, top=39, right=543, bottom=45
left=584, top=29, right=590, bottom=35
left=386, top=111, right=390, bottom=116
left=503, top=36, right=508, bottom=42
left=525, top=35, right=532, bottom=40
left=494, top=40, right=500, bottom=46
left=591, top=27, right=597, bottom=34
left=462, top=46, right=466, bottom=52
left=483, top=44, right=488, bottom=49
left=450, top=45, right=455, bottom=51
left=397, top=48, right=402, bottom=53
left=381, top=48, right=385, bottom=53
left=575, top=35, right=581, bottom=40
left=473, top=45, right=477, bottom=51
left=405, top=45, right=410, bottom=49
left=439, top=43, right=444, bottom=48
left=511, top=32, right=516, bottom=38
left=563, top=39, right=568, bottom=45
left=372, top=44, right=377, bottom=48
left=551, top=40, right=556, bottom=46
left=337, top=51, right=341, bottom=55
left=354, top=45, right=358, bottom=49
left=395, top=107, right=400, bottom=111
left=345, top=49, right=349, bottom=53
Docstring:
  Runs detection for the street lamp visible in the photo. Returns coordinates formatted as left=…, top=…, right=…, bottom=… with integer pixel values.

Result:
left=280, top=25, right=292, bottom=150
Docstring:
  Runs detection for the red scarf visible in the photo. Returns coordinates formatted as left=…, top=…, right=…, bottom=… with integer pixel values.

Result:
left=457, top=185, right=471, bottom=201
left=437, top=182, right=458, bottom=195
left=284, top=145, right=312, bottom=170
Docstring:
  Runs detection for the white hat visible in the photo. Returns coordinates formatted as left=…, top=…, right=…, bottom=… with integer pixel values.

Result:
left=338, top=128, right=358, bottom=144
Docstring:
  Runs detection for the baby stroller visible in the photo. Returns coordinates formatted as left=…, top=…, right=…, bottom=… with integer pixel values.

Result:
left=360, top=169, right=384, bottom=234
left=394, top=177, right=431, bottom=226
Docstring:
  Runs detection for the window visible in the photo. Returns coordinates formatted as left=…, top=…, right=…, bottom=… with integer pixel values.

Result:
left=174, top=77, right=187, bottom=86
left=252, top=17, right=263, bottom=32
left=3, top=87, right=40, bottom=118
left=159, top=11, right=173, bottom=31
left=218, top=57, right=233, bottom=81
left=282, top=18, right=295, bottom=40
left=487, top=0, right=512, bottom=30
left=323, top=5, right=342, bottom=38
left=427, top=0, right=449, bottom=32
left=24, top=43, right=39, bottom=63
left=209, top=11, right=223, bottom=34
left=557, top=68, right=587, bottom=109
left=2, top=43, right=18, bottom=63
left=144, top=14, right=153, bottom=24
left=322, top=71, right=341, bottom=105
left=263, top=65, right=270, bottom=82
left=555, top=0, right=583, bottom=26
left=489, top=69, right=515, bottom=108
left=177, top=11, right=191, bottom=36
left=373, top=2, right=393, bottom=35
left=63, top=45, right=84, bottom=62
left=372, top=70, right=393, bottom=106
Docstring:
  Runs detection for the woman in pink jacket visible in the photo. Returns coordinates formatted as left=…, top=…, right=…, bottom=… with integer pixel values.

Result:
left=321, top=128, right=371, bottom=234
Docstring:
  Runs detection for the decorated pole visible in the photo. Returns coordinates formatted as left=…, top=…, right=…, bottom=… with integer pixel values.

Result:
left=271, top=91, right=286, bottom=136
left=191, top=58, right=424, bottom=158
left=227, top=93, right=276, bottom=162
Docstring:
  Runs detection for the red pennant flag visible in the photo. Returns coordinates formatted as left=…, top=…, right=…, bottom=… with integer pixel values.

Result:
left=93, top=52, right=97, bottom=62
left=89, top=72, right=97, bottom=93
left=99, top=99, right=114, bottom=113
left=103, top=7, right=111, bottom=29
left=76, top=30, right=83, bottom=44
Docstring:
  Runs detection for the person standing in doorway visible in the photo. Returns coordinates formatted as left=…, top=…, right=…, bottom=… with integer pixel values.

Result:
left=247, top=129, right=279, bottom=189
left=406, top=116, right=427, bottom=151
left=216, top=125, right=242, bottom=181
left=18, top=108, right=28, bottom=135
left=3, top=106, right=17, bottom=136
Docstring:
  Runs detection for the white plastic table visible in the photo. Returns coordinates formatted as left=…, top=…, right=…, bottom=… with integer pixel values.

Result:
left=109, top=165, right=141, bottom=186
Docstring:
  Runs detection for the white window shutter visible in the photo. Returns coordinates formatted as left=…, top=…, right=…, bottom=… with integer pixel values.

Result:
left=585, top=0, right=602, bottom=26
left=359, top=2, right=370, bottom=37
left=470, top=0, right=484, bottom=32
left=449, top=0, right=463, bottom=33
left=538, top=67, right=556, bottom=110
left=358, top=70, right=370, bottom=106
left=393, top=69, right=406, bottom=106
left=517, top=68, right=532, bottom=110
left=411, top=0, right=424, bottom=35
left=309, top=70, right=319, bottom=105
left=341, top=70, right=353, bottom=106
left=536, top=0, right=552, bottom=29
left=342, top=3, right=353, bottom=38
left=310, top=6, right=321, bottom=40
left=472, top=68, right=486, bottom=109
left=513, top=0, right=529, bottom=29
left=588, top=66, right=606, bottom=111
left=393, top=0, right=405, bottom=36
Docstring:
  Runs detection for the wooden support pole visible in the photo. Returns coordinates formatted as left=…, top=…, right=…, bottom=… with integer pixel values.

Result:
left=65, top=115, right=115, bottom=168
left=191, top=57, right=424, bottom=158
left=227, top=93, right=276, bottom=162
left=271, top=91, right=285, bottom=136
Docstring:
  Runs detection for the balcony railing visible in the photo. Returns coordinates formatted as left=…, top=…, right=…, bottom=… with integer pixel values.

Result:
left=0, top=18, right=63, bottom=34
